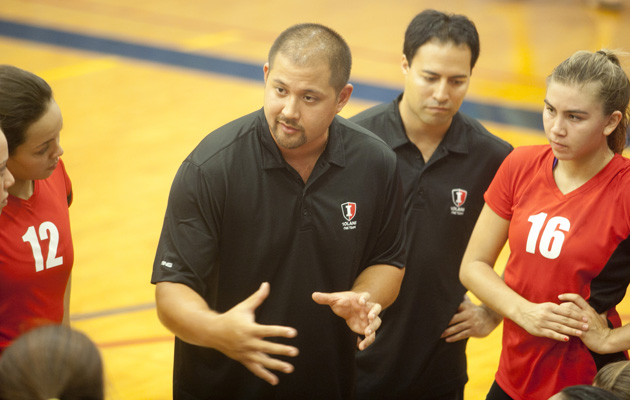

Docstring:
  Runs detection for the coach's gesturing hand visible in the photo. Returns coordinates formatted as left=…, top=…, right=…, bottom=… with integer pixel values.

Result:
left=312, top=290, right=382, bottom=350
left=155, top=281, right=298, bottom=386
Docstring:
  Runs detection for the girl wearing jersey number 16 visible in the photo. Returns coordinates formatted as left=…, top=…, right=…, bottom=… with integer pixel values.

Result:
left=460, top=50, right=630, bottom=400
left=0, top=65, right=74, bottom=352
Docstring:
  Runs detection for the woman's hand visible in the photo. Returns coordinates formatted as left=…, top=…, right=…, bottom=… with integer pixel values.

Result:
left=513, top=300, right=588, bottom=342
left=558, top=293, right=612, bottom=353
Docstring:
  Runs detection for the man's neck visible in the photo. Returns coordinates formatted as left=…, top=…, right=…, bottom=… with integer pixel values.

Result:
left=399, top=102, right=451, bottom=163
left=279, top=133, right=329, bottom=183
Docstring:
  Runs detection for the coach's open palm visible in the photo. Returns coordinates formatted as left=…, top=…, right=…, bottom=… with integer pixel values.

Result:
left=216, top=282, right=299, bottom=385
left=312, top=290, right=382, bottom=350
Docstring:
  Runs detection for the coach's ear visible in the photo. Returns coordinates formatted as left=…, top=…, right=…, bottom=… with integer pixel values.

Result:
left=335, top=84, right=353, bottom=114
left=263, top=63, right=270, bottom=84
left=401, top=54, right=410, bottom=77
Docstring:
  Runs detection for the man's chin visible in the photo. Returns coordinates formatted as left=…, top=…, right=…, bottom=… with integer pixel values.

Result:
left=270, top=126, right=302, bottom=147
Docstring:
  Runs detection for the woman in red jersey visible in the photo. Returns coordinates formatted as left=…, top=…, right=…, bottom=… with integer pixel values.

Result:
left=0, top=66, right=73, bottom=352
left=460, top=49, right=630, bottom=400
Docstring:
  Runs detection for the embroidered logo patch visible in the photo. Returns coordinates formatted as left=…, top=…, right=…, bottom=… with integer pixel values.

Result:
left=452, top=189, right=467, bottom=207
left=341, top=202, right=356, bottom=221
left=450, top=189, right=467, bottom=216
left=341, top=202, right=357, bottom=230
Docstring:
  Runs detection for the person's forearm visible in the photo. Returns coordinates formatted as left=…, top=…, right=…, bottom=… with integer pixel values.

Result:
left=477, top=271, right=506, bottom=328
left=155, top=281, right=222, bottom=348
left=480, top=303, right=504, bottom=328
left=481, top=270, right=506, bottom=327
left=600, top=324, right=630, bottom=353
left=459, top=205, right=517, bottom=319
left=460, top=260, right=528, bottom=323
left=351, top=264, right=404, bottom=309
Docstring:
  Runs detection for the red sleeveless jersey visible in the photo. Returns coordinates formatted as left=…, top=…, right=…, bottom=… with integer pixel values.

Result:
left=0, top=159, right=74, bottom=350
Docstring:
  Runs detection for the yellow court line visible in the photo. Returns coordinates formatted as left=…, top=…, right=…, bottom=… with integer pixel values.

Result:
left=470, top=79, right=545, bottom=107
left=480, top=120, right=548, bottom=148
left=180, top=29, right=242, bottom=51
left=39, top=57, right=120, bottom=82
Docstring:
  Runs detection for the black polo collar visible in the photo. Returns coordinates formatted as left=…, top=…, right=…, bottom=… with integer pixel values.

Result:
left=388, top=94, right=470, bottom=155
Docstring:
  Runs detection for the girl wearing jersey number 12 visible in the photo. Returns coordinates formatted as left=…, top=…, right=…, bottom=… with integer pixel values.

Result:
left=460, top=49, right=630, bottom=400
left=0, top=65, right=74, bottom=352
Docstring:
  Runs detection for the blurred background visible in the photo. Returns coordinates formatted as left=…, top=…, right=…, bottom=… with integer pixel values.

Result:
left=1, top=0, right=629, bottom=398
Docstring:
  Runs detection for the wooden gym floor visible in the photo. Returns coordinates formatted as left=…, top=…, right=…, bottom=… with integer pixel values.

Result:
left=1, top=0, right=630, bottom=398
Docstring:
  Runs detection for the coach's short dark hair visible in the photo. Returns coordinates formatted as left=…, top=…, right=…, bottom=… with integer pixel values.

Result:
left=403, top=9, right=480, bottom=70
left=268, top=23, right=352, bottom=94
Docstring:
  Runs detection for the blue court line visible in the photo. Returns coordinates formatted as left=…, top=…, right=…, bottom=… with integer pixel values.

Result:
left=0, top=18, right=544, bottom=131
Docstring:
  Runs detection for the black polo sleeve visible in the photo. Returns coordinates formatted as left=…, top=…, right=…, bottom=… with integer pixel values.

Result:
left=151, top=160, right=222, bottom=298
left=368, top=155, right=406, bottom=269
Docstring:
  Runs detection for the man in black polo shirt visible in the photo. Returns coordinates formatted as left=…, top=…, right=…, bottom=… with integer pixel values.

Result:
left=151, top=23, right=406, bottom=400
left=350, top=10, right=512, bottom=400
